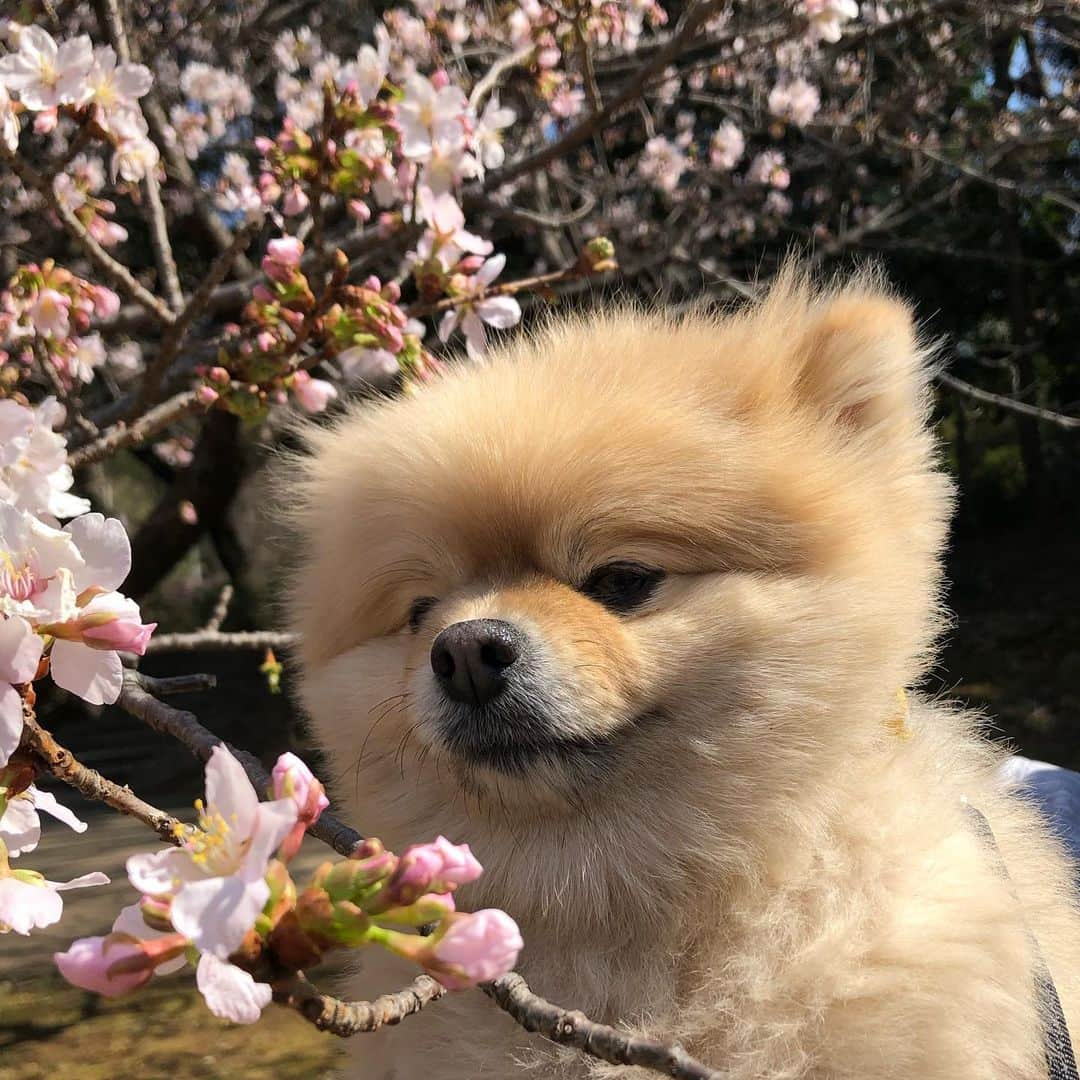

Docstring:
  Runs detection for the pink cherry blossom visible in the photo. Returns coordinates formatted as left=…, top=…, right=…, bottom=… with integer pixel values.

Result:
left=290, top=371, right=340, bottom=414
left=437, top=253, right=521, bottom=360
left=710, top=121, right=745, bottom=170
left=0, top=869, right=108, bottom=936
left=29, top=288, right=71, bottom=338
left=768, top=77, right=821, bottom=126
left=337, top=345, right=400, bottom=385
left=748, top=149, right=791, bottom=189
left=0, top=26, right=93, bottom=111
left=0, top=783, right=86, bottom=857
left=127, top=746, right=297, bottom=958
left=111, top=902, right=187, bottom=976
left=801, top=0, right=859, bottom=43
left=85, top=45, right=152, bottom=119
left=473, top=96, right=516, bottom=171
left=425, top=909, right=523, bottom=989
left=399, top=73, right=468, bottom=161
left=637, top=135, right=688, bottom=194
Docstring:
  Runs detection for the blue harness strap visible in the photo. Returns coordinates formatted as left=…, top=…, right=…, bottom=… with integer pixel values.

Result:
left=964, top=801, right=1079, bottom=1080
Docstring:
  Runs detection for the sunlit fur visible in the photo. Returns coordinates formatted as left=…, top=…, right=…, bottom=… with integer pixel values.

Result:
left=286, top=269, right=1080, bottom=1078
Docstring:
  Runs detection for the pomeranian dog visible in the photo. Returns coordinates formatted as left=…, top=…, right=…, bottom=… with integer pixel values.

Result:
left=288, top=270, right=1080, bottom=1078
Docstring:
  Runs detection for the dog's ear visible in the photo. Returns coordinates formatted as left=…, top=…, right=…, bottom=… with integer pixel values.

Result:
left=786, top=282, right=931, bottom=441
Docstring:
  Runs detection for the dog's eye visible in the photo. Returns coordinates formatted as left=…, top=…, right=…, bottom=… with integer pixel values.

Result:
left=408, top=596, right=439, bottom=631
left=581, top=562, right=664, bottom=613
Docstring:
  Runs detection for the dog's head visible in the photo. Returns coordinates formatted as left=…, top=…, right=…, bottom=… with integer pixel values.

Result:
left=288, top=272, right=952, bottom=845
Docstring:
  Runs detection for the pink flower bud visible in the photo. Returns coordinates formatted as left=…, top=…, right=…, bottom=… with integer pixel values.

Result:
left=266, top=236, right=304, bottom=267
left=272, top=751, right=330, bottom=860
left=347, top=199, right=371, bottom=222
left=283, top=186, right=309, bottom=216
left=425, top=910, right=523, bottom=989
left=362, top=276, right=382, bottom=293
left=55, top=934, right=164, bottom=998
left=380, top=836, right=483, bottom=907
left=196, top=385, right=219, bottom=406
left=93, top=288, right=121, bottom=322
left=251, top=284, right=274, bottom=304
left=34, top=108, right=59, bottom=134
left=431, top=69, right=450, bottom=90
left=291, top=372, right=338, bottom=414
left=254, top=136, right=275, bottom=156
left=256, top=331, right=276, bottom=352
left=81, top=616, right=157, bottom=655
left=208, top=366, right=231, bottom=386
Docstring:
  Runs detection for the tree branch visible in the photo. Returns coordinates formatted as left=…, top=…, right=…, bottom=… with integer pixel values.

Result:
left=18, top=705, right=185, bottom=845
left=0, top=143, right=177, bottom=326
left=116, top=669, right=364, bottom=857
left=936, top=371, right=1080, bottom=430
left=134, top=216, right=263, bottom=412
left=144, top=630, right=295, bottom=654
left=484, top=973, right=723, bottom=1080
left=67, top=389, right=208, bottom=468
left=273, top=972, right=446, bottom=1035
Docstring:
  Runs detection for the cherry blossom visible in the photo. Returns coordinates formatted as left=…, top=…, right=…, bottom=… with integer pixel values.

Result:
left=0, top=867, right=108, bottom=935
left=0, top=397, right=90, bottom=523
left=802, top=0, right=860, bottom=43
left=0, top=783, right=86, bottom=857
left=290, top=371, right=339, bottom=414
left=768, top=77, right=821, bottom=126
left=54, top=930, right=187, bottom=996
left=126, top=746, right=297, bottom=958
left=399, top=73, right=468, bottom=161
left=473, top=96, right=516, bottom=171
left=0, top=26, right=93, bottom=111
left=637, top=135, right=688, bottom=193
left=437, top=253, right=522, bottom=360
left=710, top=121, right=745, bottom=170
left=84, top=45, right=152, bottom=121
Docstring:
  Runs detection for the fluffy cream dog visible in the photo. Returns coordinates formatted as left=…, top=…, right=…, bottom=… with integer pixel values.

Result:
left=288, top=270, right=1080, bottom=1078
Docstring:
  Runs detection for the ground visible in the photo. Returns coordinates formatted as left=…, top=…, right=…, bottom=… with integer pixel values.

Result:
left=1, top=524, right=1075, bottom=1076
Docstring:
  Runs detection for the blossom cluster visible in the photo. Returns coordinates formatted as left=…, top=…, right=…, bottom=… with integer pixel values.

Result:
left=54, top=747, right=522, bottom=1023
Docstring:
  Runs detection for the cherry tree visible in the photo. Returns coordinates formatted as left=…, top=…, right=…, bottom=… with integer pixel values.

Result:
left=0, top=1, right=1074, bottom=1075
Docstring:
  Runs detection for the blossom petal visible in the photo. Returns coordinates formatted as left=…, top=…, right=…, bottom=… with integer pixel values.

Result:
left=205, top=746, right=259, bottom=841
left=196, top=953, right=272, bottom=1024
left=462, top=310, right=487, bottom=360
left=0, top=797, right=40, bottom=856
left=171, top=875, right=270, bottom=958
left=29, top=786, right=87, bottom=833
left=127, top=847, right=196, bottom=896
left=242, top=799, right=299, bottom=875
left=49, top=641, right=123, bottom=706
left=64, top=513, right=131, bottom=592
left=475, top=253, right=506, bottom=288
left=0, top=616, right=43, bottom=685
left=49, top=871, right=110, bottom=890
left=0, top=877, right=63, bottom=934
left=0, top=684, right=23, bottom=768
left=474, top=295, right=521, bottom=330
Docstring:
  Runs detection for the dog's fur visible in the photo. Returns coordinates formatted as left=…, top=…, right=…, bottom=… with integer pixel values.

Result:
left=287, top=270, right=1080, bottom=1078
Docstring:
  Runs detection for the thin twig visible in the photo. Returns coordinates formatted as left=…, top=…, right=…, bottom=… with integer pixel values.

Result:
left=469, top=44, right=534, bottom=109
left=18, top=705, right=185, bottom=845
left=134, top=216, right=263, bottom=412
left=116, top=669, right=364, bottom=856
left=204, top=584, right=235, bottom=633
left=67, top=389, right=208, bottom=468
left=0, top=143, right=177, bottom=326
left=92, top=0, right=183, bottom=311
left=483, top=974, right=724, bottom=1080
left=936, top=371, right=1080, bottom=430
left=273, top=972, right=446, bottom=1035
left=144, top=629, right=295, bottom=654
left=406, top=259, right=612, bottom=321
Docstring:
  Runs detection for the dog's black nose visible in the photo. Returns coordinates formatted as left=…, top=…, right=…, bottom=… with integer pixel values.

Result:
left=430, top=619, right=522, bottom=706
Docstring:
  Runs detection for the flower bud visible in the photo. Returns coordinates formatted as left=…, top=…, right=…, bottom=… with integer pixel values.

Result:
left=54, top=932, right=186, bottom=998
left=421, top=910, right=523, bottom=990
left=271, top=752, right=330, bottom=858
left=196, top=385, right=220, bottom=406
left=580, top=236, right=617, bottom=273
